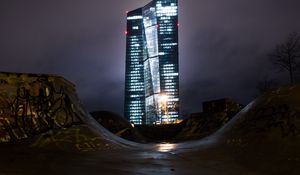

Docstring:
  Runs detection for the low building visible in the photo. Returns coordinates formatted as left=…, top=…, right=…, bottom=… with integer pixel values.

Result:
left=202, top=98, right=241, bottom=113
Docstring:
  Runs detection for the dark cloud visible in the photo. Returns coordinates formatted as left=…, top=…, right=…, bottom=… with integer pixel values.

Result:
left=0, top=0, right=300, bottom=115
left=179, top=0, right=300, bottom=113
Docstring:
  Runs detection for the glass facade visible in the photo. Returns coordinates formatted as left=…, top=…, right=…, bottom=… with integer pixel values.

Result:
left=125, top=0, right=179, bottom=125
left=124, top=8, right=145, bottom=125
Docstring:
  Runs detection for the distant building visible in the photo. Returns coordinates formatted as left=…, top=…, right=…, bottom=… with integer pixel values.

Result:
left=202, top=98, right=241, bottom=113
left=124, top=0, right=180, bottom=125
left=188, top=98, right=241, bottom=130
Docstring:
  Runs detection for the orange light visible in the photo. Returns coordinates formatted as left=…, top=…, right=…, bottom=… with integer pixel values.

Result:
left=160, top=94, right=168, bottom=103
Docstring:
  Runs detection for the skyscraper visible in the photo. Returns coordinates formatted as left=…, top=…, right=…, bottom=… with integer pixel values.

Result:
left=125, top=0, right=179, bottom=125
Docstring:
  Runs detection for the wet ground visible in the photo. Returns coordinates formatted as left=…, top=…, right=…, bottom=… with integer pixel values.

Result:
left=0, top=143, right=237, bottom=175
left=1, top=139, right=298, bottom=175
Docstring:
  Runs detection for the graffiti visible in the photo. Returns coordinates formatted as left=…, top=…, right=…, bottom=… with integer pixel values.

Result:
left=239, top=104, right=300, bottom=137
left=76, top=140, right=111, bottom=152
left=0, top=75, right=81, bottom=142
left=32, top=127, right=113, bottom=152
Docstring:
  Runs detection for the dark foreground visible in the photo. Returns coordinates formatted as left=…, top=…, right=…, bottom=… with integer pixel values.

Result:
left=0, top=139, right=299, bottom=175
left=0, top=74, right=300, bottom=174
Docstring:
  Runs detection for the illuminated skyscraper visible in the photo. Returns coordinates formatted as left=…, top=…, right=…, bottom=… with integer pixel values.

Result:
left=125, top=0, right=179, bottom=125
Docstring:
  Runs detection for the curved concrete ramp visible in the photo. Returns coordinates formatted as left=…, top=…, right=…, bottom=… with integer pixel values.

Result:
left=63, top=88, right=149, bottom=149
left=1, top=72, right=300, bottom=174
left=29, top=82, right=300, bottom=174
left=0, top=72, right=146, bottom=150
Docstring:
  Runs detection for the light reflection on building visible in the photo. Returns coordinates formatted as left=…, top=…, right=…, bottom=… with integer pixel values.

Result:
left=125, top=0, right=180, bottom=125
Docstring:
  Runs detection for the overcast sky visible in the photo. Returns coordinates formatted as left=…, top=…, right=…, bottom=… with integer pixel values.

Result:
left=0, top=0, right=300, bottom=115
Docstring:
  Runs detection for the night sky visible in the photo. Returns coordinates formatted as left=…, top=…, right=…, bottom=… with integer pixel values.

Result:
left=1, top=0, right=300, bottom=116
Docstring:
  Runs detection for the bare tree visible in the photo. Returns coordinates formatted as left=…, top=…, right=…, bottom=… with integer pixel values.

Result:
left=270, top=32, right=300, bottom=84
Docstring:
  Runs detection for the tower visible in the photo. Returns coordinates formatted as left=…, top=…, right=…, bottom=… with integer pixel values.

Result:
left=125, top=0, right=179, bottom=125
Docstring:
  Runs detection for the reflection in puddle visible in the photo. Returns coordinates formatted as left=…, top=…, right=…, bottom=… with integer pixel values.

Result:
left=157, top=143, right=177, bottom=153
